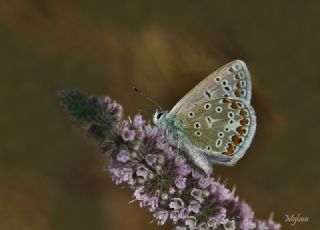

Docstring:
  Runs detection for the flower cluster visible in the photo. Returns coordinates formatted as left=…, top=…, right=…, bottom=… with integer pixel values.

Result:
left=59, top=90, right=281, bottom=230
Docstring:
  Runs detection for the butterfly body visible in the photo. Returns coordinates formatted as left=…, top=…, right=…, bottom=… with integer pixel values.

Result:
left=153, top=60, right=256, bottom=175
left=156, top=113, right=183, bottom=145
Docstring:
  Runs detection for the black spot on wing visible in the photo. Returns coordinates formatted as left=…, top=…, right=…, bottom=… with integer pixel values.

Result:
left=205, top=90, right=211, bottom=99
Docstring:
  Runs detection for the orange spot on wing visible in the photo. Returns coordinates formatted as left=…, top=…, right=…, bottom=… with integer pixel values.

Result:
left=239, top=109, right=246, bottom=117
left=232, top=135, right=242, bottom=145
left=227, top=145, right=235, bottom=154
left=223, top=144, right=236, bottom=155
left=235, top=89, right=242, bottom=97
left=223, top=98, right=230, bottom=103
left=236, top=126, right=244, bottom=135
left=240, top=118, right=249, bottom=126
left=231, top=102, right=239, bottom=109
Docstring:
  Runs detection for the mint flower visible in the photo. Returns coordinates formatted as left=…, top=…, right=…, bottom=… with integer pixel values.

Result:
left=59, top=90, right=281, bottom=230
left=175, top=176, right=187, bottom=189
left=188, top=201, right=201, bottom=214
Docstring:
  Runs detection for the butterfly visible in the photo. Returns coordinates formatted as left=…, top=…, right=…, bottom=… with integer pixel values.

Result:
left=153, top=60, right=256, bottom=175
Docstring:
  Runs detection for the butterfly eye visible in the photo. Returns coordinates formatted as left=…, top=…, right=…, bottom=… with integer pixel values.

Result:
left=157, top=112, right=164, bottom=120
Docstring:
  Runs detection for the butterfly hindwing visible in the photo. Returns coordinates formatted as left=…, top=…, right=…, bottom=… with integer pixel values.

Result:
left=177, top=97, right=256, bottom=166
left=170, top=60, right=252, bottom=115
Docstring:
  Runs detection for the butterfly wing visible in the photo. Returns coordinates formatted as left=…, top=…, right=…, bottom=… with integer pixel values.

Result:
left=178, top=97, right=256, bottom=171
left=170, top=60, right=252, bottom=115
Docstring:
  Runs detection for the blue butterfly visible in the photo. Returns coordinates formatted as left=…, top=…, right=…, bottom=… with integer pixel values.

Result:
left=153, top=60, right=256, bottom=175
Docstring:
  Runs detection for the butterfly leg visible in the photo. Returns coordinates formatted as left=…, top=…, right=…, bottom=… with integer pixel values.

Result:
left=183, top=150, right=213, bottom=175
left=176, top=138, right=184, bottom=156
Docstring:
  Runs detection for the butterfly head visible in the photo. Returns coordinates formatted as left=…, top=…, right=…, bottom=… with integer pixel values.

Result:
left=153, top=110, right=167, bottom=125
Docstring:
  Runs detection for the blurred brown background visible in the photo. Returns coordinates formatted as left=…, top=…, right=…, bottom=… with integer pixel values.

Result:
left=0, top=1, right=319, bottom=230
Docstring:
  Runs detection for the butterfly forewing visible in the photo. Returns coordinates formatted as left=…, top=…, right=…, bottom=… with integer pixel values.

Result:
left=178, top=97, right=256, bottom=165
left=170, top=60, right=252, bottom=115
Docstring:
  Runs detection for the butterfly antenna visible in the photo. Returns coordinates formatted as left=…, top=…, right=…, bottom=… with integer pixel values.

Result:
left=132, top=87, right=163, bottom=110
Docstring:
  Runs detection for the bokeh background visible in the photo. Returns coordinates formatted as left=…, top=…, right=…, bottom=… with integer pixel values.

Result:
left=1, top=1, right=319, bottom=229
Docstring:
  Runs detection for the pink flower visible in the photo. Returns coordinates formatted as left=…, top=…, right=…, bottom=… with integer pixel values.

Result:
left=188, top=201, right=201, bottom=214
left=175, top=176, right=187, bottom=190
left=61, top=92, right=281, bottom=230
left=117, top=150, right=130, bottom=163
